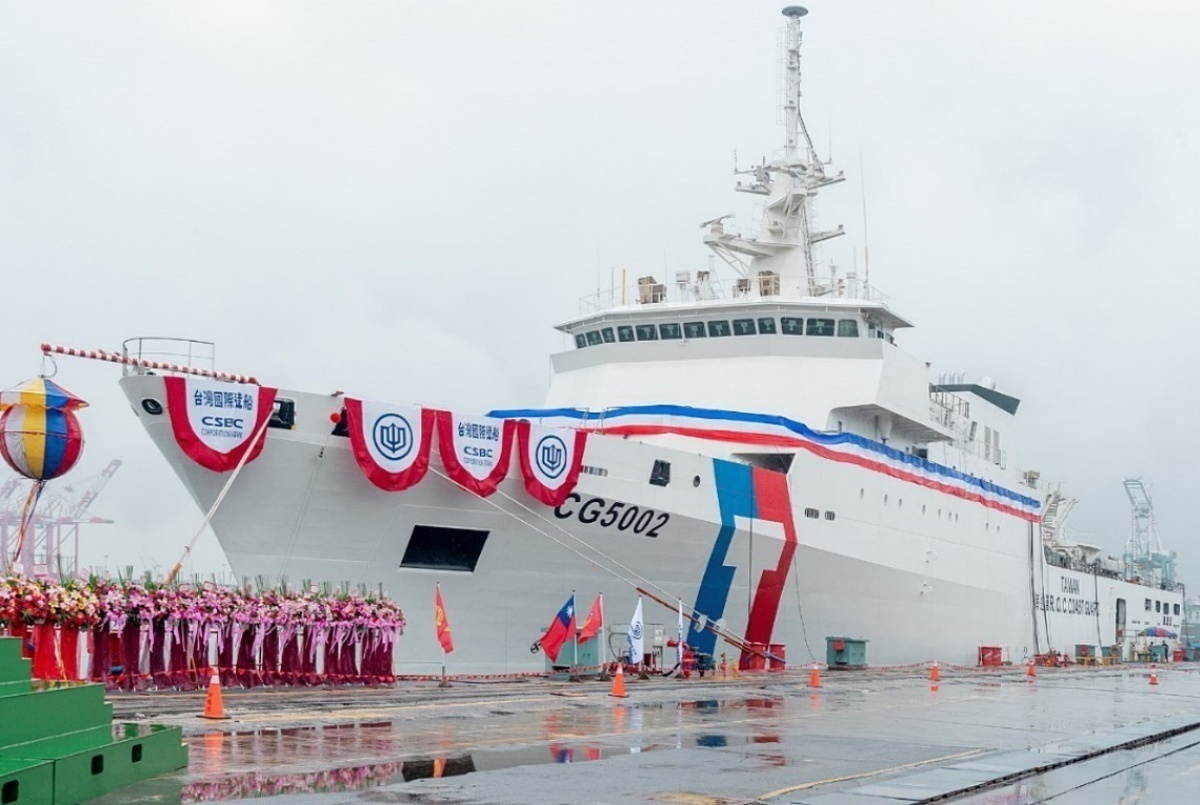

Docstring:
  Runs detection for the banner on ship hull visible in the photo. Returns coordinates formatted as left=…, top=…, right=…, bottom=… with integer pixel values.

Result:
left=164, top=377, right=277, bottom=473
left=436, top=411, right=514, bottom=498
left=345, top=399, right=435, bottom=491
left=516, top=421, right=587, bottom=507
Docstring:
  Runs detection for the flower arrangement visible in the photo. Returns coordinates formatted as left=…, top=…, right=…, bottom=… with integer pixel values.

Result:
left=0, top=576, right=404, bottom=637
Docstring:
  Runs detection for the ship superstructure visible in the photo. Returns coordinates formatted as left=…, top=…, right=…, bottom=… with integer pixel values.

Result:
left=108, top=8, right=1182, bottom=673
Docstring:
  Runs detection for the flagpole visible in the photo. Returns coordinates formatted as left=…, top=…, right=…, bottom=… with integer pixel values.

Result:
left=678, top=598, right=684, bottom=674
left=569, top=589, right=580, bottom=682
left=598, top=592, right=610, bottom=681
left=437, top=582, right=451, bottom=689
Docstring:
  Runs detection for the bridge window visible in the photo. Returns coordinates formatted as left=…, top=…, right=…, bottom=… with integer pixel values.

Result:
left=837, top=320, right=860, bottom=338
left=757, top=317, right=777, bottom=334
left=1175, top=603, right=1181, bottom=615
left=617, top=326, right=635, bottom=342
left=732, top=318, right=757, bottom=336
left=781, top=317, right=804, bottom=335
left=601, top=327, right=616, bottom=343
left=585, top=330, right=603, bottom=346
left=1156, top=601, right=1162, bottom=613
left=659, top=322, right=682, bottom=340
left=806, top=318, right=835, bottom=336
left=707, top=320, right=731, bottom=337
left=635, top=324, right=659, bottom=341
left=683, top=322, right=707, bottom=339
left=1145, top=599, right=1151, bottom=611
left=574, top=334, right=587, bottom=349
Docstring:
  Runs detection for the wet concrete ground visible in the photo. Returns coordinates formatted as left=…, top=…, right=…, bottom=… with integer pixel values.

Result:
left=88, top=664, right=1200, bottom=804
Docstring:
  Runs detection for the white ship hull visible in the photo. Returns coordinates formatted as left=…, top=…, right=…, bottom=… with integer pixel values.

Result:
left=109, top=8, right=1182, bottom=676
left=120, top=376, right=1180, bottom=673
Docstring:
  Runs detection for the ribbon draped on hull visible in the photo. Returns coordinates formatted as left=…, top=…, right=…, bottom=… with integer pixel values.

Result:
left=165, top=377, right=277, bottom=472
left=435, top=411, right=515, bottom=498
left=516, top=421, right=587, bottom=507
left=344, top=399, right=434, bottom=492
left=168, top=378, right=589, bottom=506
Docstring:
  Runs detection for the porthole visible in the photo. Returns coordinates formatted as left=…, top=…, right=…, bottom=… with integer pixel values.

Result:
left=898, top=499, right=903, bottom=509
left=921, top=504, right=926, bottom=515
left=884, top=495, right=889, bottom=505
left=859, top=489, right=865, bottom=499
left=693, top=475, right=701, bottom=488
left=141, top=398, right=163, bottom=416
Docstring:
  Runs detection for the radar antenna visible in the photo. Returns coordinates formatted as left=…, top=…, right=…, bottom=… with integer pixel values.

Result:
left=702, top=7, right=846, bottom=297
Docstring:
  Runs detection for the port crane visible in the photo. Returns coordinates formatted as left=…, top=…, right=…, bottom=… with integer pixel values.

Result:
left=0, top=460, right=121, bottom=579
left=1122, top=477, right=1176, bottom=587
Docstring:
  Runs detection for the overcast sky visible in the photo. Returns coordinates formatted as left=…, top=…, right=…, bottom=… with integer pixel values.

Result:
left=2, top=2, right=1198, bottom=585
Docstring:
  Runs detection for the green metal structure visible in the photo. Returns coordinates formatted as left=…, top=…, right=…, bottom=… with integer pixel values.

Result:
left=0, top=636, right=187, bottom=804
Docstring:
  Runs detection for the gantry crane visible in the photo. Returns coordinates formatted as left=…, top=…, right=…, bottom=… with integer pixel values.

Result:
left=1123, top=477, right=1176, bottom=587
left=0, top=460, right=121, bottom=579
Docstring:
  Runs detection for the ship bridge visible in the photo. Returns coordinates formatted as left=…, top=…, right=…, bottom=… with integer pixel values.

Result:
left=548, top=286, right=949, bottom=448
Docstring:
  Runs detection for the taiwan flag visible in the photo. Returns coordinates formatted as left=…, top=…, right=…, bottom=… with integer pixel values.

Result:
left=539, top=594, right=576, bottom=662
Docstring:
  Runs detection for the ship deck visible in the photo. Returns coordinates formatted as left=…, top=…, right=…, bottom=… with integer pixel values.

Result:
left=92, top=662, right=1200, bottom=804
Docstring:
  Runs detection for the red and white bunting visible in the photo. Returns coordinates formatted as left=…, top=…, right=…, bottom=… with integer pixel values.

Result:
left=516, top=421, right=587, bottom=507
left=344, top=399, right=435, bottom=492
left=164, top=377, right=277, bottom=473
left=436, top=411, right=514, bottom=498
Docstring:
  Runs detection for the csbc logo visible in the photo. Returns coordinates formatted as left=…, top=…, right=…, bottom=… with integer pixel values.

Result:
left=535, top=435, right=568, bottom=479
left=372, top=413, right=413, bottom=461
left=201, top=416, right=244, bottom=429
left=630, top=623, right=643, bottom=640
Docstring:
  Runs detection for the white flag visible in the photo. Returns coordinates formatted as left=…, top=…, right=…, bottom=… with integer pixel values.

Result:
left=677, top=599, right=685, bottom=668
left=626, top=598, right=644, bottom=664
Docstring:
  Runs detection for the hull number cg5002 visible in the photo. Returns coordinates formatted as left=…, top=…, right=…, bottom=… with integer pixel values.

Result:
left=553, top=493, right=669, bottom=538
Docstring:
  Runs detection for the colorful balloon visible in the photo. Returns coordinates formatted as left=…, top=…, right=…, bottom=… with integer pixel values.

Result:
left=0, top=404, right=85, bottom=481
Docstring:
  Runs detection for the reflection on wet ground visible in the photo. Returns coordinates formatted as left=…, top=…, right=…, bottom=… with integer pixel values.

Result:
left=94, top=668, right=1200, bottom=804
left=98, top=694, right=789, bottom=803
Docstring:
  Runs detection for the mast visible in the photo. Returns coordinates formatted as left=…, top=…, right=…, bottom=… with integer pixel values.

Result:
left=703, top=7, right=847, bottom=298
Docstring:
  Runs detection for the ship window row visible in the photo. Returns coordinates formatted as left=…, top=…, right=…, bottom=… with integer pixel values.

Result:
left=1145, top=599, right=1181, bottom=615
left=574, top=317, right=863, bottom=349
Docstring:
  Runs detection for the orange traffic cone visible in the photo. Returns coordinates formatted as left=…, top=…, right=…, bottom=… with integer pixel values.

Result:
left=1026, top=659, right=1036, bottom=679
left=1150, top=665, right=1159, bottom=686
left=200, top=669, right=230, bottom=719
left=809, top=663, right=821, bottom=688
left=609, top=664, right=628, bottom=698
left=930, top=660, right=940, bottom=683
